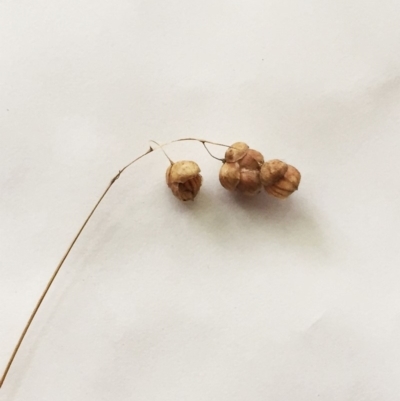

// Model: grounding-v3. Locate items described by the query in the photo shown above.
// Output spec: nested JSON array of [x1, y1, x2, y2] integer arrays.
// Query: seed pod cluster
[[219, 142, 301, 199], [166, 142, 301, 202], [219, 142, 265, 196]]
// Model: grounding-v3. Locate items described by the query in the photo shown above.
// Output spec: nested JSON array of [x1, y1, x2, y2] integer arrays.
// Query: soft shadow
[[4, 186, 328, 397], [187, 188, 328, 258]]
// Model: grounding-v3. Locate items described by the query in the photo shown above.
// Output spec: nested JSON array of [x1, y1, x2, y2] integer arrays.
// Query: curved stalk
[[0, 138, 229, 388]]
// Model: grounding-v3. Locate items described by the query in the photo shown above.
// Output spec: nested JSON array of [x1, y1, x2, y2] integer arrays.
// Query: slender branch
[[202, 142, 225, 162], [0, 137, 229, 388], [149, 140, 174, 165], [172, 138, 230, 149], [0, 148, 152, 389]]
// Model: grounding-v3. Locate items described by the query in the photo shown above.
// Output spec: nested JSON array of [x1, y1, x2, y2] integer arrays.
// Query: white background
[[1, 0, 400, 400]]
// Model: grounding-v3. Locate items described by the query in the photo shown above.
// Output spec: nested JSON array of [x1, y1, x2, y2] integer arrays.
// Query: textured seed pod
[[236, 169, 262, 196], [219, 162, 240, 191], [166, 161, 202, 201], [264, 164, 301, 199], [225, 142, 249, 163], [219, 142, 264, 196], [260, 159, 288, 187]]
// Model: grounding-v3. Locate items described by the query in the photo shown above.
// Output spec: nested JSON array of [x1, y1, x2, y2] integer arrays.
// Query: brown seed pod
[[219, 162, 240, 191], [225, 142, 249, 163], [166, 160, 202, 201], [219, 142, 264, 196], [260, 159, 288, 187], [263, 163, 301, 199]]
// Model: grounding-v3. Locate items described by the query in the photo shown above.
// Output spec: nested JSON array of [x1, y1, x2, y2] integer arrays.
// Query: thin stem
[[0, 137, 229, 388], [0, 148, 152, 389], [202, 142, 225, 162], [172, 138, 230, 149], [149, 140, 174, 165]]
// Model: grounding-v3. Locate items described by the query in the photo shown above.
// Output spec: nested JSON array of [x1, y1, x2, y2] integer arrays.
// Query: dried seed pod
[[166, 161, 202, 201], [260, 159, 288, 187], [219, 162, 240, 191], [236, 169, 262, 196], [264, 164, 301, 199], [225, 142, 249, 163], [219, 142, 264, 196]]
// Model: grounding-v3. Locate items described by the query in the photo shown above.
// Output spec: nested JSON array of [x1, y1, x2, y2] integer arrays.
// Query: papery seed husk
[[265, 186, 290, 199], [236, 169, 262, 196], [239, 149, 265, 170], [219, 162, 240, 191], [284, 165, 301, 190], [166, 161, 202, 201], [225, 142, 249, 163], [167, 160, 201, 185], [265, 165, 301, 199], [260, 160, 288, 187]]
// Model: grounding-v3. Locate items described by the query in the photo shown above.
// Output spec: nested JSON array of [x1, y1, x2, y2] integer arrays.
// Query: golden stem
[[0, 137, 229, 388]]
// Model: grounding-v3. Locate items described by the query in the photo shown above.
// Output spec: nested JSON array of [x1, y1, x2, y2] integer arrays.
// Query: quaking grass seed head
[[166, 160, 202, 201], [0, 137, 305, 389], [219, 142, 264, 196]]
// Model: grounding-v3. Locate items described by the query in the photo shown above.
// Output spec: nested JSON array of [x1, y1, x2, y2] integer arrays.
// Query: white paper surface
[[1, 0, 400, 400]]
